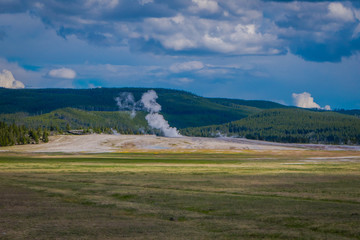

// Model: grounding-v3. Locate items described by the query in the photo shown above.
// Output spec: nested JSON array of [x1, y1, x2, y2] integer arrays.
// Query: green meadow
[[0, 151, 359, 239]]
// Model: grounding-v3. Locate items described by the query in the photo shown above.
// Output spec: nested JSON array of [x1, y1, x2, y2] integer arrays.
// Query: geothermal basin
[[2, 134, 359, 153]]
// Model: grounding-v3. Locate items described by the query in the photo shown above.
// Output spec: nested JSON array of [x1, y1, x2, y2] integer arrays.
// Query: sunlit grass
[[0, 151, 359, 239]]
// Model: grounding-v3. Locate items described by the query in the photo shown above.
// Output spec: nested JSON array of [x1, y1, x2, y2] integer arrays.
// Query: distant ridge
[[0, 87, 285, 128], [208, 98, 287, 110], [181, 108, 360, 145], [1, 87, 359, 144]]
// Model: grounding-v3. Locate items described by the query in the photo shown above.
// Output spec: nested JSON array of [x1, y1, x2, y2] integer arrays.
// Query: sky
[[0, 0, 359, 109]]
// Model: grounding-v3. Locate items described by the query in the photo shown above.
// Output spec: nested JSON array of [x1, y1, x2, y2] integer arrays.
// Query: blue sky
[[0, 0, 359, 109]]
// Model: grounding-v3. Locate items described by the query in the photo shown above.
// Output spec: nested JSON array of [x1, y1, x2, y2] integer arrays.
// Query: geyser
[[115, 90, 181, 137]]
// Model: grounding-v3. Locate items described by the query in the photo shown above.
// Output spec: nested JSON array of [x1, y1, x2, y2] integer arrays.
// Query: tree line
[[0, 121, 49, 146], [2, 107, 360, 146], [181, 109, 360, 145]]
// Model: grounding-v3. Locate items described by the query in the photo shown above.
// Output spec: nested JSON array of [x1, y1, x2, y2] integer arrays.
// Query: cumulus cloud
[[352, 24, 360, 38], [1, 0, 360, 62], [138, 0, 153, 6], [328, 2, 355, 22], [0, 69, 25, 89], [190, 0, 219, 13], [139, 15, 282, 55], [48, 68, 77, 79], [177, 77, 193, 83], [292, 92, 320, 109], [292, 92, 331, 110], [85, 0, 119, 9], [324, 105, 331, 111], [170, 77, 194, 85], [170, 61, 204, 73], [269, 1, 360, 61]]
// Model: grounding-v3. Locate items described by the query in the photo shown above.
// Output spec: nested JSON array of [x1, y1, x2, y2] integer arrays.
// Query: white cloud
[[203, 34, 235, 53], [138, 0, 153, 6], [85, 0, 119, 9], [3, 0, 359, 63], [68, 63, 165, 87], [172, 77, 194, 85], [292, 92, 320, 109], [355, 9, 360, 21], [0, 69, 25, 89], [328, 3, 355, 22], [292, 92, 331, 110], [34, 2, 44, 9], [170, 61, 204, 73], [162, 33, 196, 51], [178, 77, 193, 83], [352, 24, 360, 38], [324, 105, 331, 111], [48, 68, 77, 79], [140, 16, 280, 55], [191, 0, 219, 13]]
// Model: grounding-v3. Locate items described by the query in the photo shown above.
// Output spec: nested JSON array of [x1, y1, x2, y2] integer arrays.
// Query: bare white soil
[[2, 134, 359, 153], [1, 134, 301, 153]]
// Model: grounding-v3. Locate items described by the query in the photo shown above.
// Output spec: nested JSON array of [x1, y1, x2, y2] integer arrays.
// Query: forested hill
[[181, 108, 360, 144], [208, 98, 286, 109], [0, 88, 285, 128], [0, 108, 149, 134], [1, 88, 360, 145], [335, 109, 360, 118]]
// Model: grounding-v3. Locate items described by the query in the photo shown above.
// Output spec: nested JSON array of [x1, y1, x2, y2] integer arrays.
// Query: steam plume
[[115, 90, 181, 137], [141, 90, 181, 138], [140, 90, 162, 113], [115, 92, 137, 118]]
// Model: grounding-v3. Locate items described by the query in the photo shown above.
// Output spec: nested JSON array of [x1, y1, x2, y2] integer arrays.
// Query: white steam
[[111, 128, 120, 135], [115, 90, 181, 137], [292, 92, 331, 110], [140, 90, 162, 113], [141, 90, 181, 138], [0, 69, 25, 89], [115, 92, 137, 118], [145, 113, 181, 138]]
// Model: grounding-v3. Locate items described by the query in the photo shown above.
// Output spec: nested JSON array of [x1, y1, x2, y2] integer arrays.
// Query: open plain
[[1, 135, 360, 239]]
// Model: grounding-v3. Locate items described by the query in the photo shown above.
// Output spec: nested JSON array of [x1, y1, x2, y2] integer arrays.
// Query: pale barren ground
[[2, 134, 359, 153]]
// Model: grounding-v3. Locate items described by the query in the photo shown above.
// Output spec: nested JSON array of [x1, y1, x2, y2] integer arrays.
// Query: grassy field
[[0, 151, 360, 239]]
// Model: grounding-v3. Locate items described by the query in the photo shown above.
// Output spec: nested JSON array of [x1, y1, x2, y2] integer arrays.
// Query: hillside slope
[[335, 109, 360, 118], [0, 108, 149, 134], [208, 98, 287, 109], [2, 88, 359, 145], [0, 88, 285, 128], [181, 108, 360, 144]]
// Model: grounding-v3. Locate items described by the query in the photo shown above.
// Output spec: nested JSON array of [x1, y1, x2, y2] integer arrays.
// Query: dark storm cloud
[[285, 22, 360, 62], [263, 0, 360, 61]]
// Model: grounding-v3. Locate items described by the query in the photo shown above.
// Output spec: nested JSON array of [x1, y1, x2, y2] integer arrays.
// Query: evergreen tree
[[42, 130, 49, 143]]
